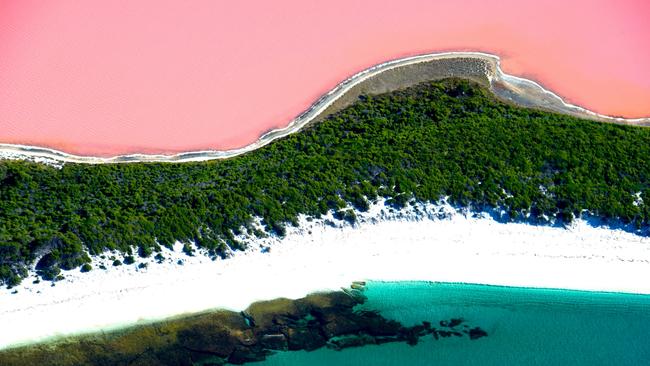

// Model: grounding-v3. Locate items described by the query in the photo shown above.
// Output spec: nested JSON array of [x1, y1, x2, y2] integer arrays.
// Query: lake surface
[[1, 1, 649, 155], [258, 281, 650, 366]]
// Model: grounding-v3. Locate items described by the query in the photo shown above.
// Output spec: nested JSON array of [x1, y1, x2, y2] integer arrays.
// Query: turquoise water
[[256, 282, 650, 365]]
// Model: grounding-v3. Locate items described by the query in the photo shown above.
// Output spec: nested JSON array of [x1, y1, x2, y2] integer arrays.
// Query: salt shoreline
[[1, 51, 649, 165], [1, 200, 649, 351]]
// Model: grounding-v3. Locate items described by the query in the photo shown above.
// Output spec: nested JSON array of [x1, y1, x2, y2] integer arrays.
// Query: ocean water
[[256, 281, 650, 366]]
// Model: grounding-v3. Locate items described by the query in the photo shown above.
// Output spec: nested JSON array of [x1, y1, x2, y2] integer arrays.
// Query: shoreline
[[1, 199, 649, 350], [1, 51, 649, 165]]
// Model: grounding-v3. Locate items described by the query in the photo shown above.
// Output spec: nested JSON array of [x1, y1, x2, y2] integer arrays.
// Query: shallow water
[[257, 282, 650, 365]]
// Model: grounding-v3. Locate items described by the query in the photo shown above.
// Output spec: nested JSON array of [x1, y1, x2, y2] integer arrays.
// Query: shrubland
[[1, 79, 648, 286]]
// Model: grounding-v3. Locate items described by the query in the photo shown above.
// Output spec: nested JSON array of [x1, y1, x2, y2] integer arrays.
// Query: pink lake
[[1, 0, 649, 156]]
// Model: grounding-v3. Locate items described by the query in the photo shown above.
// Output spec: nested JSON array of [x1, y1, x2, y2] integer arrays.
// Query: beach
[[2, 199, 649, 350]]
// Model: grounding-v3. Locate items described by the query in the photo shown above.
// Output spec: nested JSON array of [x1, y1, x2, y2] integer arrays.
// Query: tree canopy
[[1, 79, 648, 287]]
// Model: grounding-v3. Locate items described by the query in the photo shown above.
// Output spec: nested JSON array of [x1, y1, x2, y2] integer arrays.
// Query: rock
[[286, 327, 326, 351], [404, 331, 419, 346], [246, 298, 300, 330], [238, 333, 257, 347], [227, 347, 269, 365], [260, 334, 287, 350], [341, 288, 367, 302], [321, 314, 363, 338], [448, 318, 464, 328], [177, 326, 237, 358], [469, 327, 488, 340], [356, 311, 402, 336], [411, 324, 428, 337], [374, 335, 401, 345], [327, 334, 376, 350]]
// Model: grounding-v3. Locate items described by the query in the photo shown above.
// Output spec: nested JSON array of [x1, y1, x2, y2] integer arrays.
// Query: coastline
[[2, 199, 649, 351], [2, 51, 649, 165]]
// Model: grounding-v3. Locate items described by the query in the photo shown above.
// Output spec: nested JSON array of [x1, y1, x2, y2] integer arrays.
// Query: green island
[[1, 79, 649, 287]]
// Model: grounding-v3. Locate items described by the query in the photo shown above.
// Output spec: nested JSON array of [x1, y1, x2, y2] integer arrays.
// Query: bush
[[1, 78, 649, 286], [182, 243, 194, 256], [37, 266, 61, 281], [334, 209, 357, 224]]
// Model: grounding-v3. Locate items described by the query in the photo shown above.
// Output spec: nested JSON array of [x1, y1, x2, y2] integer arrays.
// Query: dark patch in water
[[0, 289, 486, 365]]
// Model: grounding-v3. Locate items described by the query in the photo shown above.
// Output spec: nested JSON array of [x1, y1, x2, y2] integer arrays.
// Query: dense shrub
[[80, 263, 92, 273], [0, 79, 648, 286]]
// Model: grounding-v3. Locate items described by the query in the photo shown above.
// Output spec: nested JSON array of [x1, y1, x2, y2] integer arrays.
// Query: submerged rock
[[327, 333, 377, 350], [448, 318, 464, 328], [259, 334, 287, 350], [469, 327, 488, 340]]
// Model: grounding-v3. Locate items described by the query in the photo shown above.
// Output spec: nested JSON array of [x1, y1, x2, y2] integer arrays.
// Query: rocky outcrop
[[0, 286, 488, 366]]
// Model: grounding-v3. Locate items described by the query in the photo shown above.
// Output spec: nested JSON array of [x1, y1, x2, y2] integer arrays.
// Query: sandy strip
[[1, 51, 649, 165], [1, 200, 649, 350]]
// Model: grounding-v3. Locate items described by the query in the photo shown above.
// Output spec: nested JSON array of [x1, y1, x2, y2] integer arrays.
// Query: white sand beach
[[1, 200, 649, 350]]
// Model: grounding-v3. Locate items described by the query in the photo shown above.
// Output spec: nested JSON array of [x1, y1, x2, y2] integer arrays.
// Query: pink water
[[1, 1, 649, 156]]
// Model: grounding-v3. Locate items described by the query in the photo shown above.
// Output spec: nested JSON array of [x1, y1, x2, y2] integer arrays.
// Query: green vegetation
[[0, 79, 648, 287], [154, 253, 165, 263]]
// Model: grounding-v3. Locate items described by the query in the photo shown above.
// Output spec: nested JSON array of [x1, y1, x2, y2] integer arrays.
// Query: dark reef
[[0, 287, 487, 365]]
